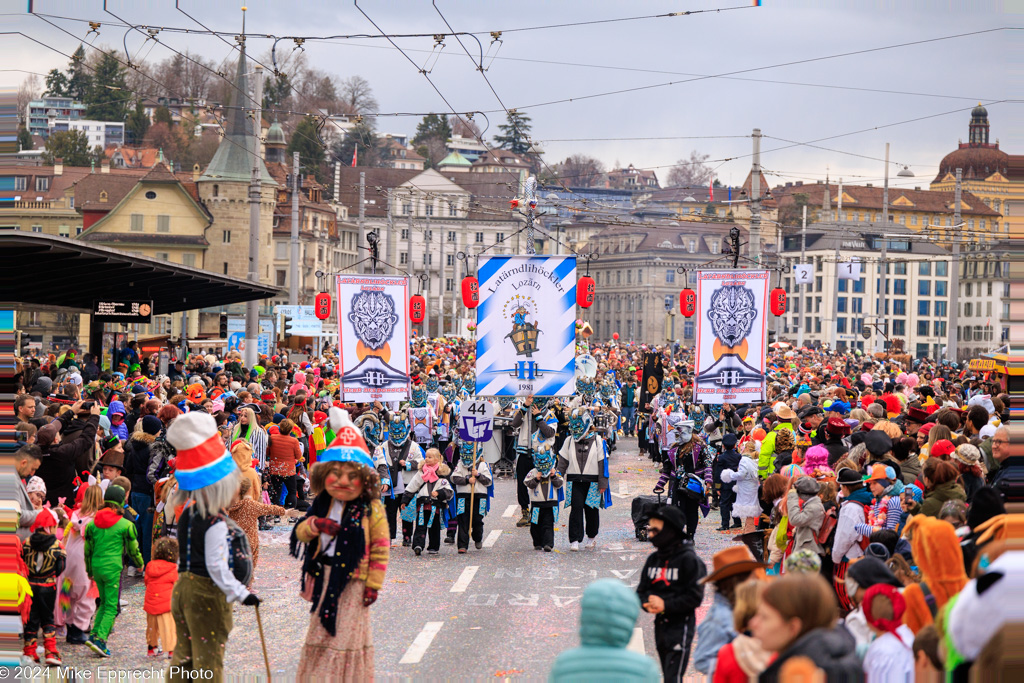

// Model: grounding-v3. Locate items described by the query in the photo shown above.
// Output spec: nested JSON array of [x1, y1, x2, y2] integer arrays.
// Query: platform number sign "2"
[[458, 400, 494, 443]]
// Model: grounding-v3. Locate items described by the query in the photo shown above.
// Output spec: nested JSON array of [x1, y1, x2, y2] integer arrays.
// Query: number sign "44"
[[458, 400, 494, 442]]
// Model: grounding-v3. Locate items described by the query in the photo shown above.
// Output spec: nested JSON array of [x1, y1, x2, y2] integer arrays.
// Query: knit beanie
[[967, 486, 1006, 530], [141, 415, 163, 435]]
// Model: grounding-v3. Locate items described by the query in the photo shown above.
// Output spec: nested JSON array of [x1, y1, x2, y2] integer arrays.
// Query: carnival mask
[[531, 396, 548, 410], [451, 377, 463, 392], [411, 386, 427, 408], [662, 377, 674, 391], [389, 416, 410, 446], [426, 376, 439, 393], [675, 420, 694, 444], [499, 397, 516, 410], [459, 441, 476, 466], [568, 409, 593, 440], [600, 383, 614, 398], [533, 448, 555, 476], [440, 384, 456, 403]]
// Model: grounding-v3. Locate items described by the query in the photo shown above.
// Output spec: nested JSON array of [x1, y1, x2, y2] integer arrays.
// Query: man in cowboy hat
[[636, 505, 707, 682], [693, 545, 764, 679]]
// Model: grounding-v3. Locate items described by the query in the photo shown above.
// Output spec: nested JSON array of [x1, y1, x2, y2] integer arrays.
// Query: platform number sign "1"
[[458, 400, 494, 443], [838, 259, 863, 280]]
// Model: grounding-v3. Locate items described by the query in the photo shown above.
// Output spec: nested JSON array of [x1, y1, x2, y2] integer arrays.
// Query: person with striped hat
[[165, 411, 258, 681]]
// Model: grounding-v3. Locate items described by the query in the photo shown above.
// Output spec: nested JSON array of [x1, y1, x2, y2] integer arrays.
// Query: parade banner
[[336, 274, 410, 401], [694, 269, 769, 404], [474, 255, 577, 397], [638, 351, 664, 409]]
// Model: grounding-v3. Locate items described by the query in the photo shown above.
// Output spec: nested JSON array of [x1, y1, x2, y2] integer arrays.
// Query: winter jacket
[[107, 401, 129, 441], [822, 435, 848, 468], [759, 424, 794, 478], [16, 477, 38, 541], [694, 592, 737, 678], [144, 558, 178, 615], [721, 457, 761, 519], [267, 433, 303, 477], [786, 480, 825, 554], [549, 578, 661, 683], [36, 412, 99, 507], [123, 431, 157, 497], [832, 489, 872, 564], [919, 480, 967, 518], [758, 625, 863, 682], [899, 455, 921, 485], [636, 538, 707, 620], [713, 447, 742, 491], [85, 507, 143, 578], [401, 463, 454, 506], [146, 438, 175, 485]]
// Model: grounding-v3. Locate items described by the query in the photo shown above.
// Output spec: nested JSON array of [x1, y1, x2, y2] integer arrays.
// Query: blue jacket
[[694, 591, 737, 677]]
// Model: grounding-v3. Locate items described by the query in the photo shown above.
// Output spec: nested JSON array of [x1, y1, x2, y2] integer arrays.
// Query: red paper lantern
[[770, 287, 787, 316], [314, 292, 331, 320], [612, 332, 619, 340], [461, 276, 480, 309], [577, 275, 596, 308], [410, 294, 426, 324], [680, 288, 697, 317]]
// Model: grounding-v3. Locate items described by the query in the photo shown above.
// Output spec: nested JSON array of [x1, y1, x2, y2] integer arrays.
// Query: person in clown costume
[[524, 439, 564, 552], [557, 407, 610, 551], [449, 440, 493, 553], [373, 414, 422, 546], [407, 385, 436, 451], [164, 412, 258, 682]]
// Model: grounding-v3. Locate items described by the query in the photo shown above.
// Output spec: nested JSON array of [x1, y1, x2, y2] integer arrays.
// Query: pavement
[[58, 436, 740, 681]]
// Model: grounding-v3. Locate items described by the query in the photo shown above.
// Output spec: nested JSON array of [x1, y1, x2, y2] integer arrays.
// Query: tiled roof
[[78, 232, 210, 246], [587, 221, 743, 255], [772, 183, 999, 217]]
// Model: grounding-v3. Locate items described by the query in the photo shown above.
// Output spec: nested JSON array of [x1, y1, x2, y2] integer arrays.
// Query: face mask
[[650, 524, 682, 549], [845, 577, 860, 602]]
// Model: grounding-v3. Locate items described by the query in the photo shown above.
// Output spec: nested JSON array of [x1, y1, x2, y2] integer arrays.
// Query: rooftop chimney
[[100, 159, 110, 174], [192, 163, 201, 182], [54, 158, 63, 175]]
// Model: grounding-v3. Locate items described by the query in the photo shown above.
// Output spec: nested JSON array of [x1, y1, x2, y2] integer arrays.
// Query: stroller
[[630, 489, 664, 542]]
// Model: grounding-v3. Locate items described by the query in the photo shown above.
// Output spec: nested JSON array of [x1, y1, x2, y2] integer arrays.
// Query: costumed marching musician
[[654, 416, 714, 540], [449, 440, 492, 553], [511, 397, 558, 528], [407, 385, 436, 452], [373, 414, 423, 547], [164, 412, 258, 682], [437, 381, 459, 456], [598, 378, 621, 452], [400, 448, 454, 556], [424, 374, 449, 451], [653, 393, 687, 465], [557, 408, 610, 551], [524, 437, 564, 552]]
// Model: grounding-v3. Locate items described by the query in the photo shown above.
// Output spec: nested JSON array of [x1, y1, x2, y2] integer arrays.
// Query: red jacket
[[144, 559, 178, 615]]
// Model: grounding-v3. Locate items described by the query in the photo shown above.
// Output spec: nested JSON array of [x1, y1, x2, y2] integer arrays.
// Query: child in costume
[[557, 408, 609, 551], [228, 478, 296, 570], [449, 440, 492, 553], [54, 483, 102, 645], [22, 508, 66, 666], [165, 411, 259, 681], [374, 413, 422, 546], [401, 448, 453, 555], [524, 441, 564, 552], [144, 536, 178, 659], [290, 410, 389, 680], [83, 484, 143, 657]]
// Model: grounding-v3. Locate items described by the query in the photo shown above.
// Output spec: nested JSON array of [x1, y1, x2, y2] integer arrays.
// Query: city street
[[60, 437, 734, 680]]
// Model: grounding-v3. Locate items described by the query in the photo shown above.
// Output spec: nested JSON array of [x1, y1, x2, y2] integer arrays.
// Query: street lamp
[[897, 166, 915, 178], [664, 295, 675, 342]]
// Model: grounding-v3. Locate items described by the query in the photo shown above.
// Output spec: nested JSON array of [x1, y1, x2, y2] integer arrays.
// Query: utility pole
[[947, 168, 962, 364], [749, 128, 762, 260], [878, 142, 889, 354], [245, 64, 263, 369], [830, 178, 842, 351], [385, 194, 395, 274], [797, 204, 807, 349], [290, 151, 300, 306], [439, 220, 446, 337], [407, 206, 416, 332], [358, 172, 366, 272], [525, 176, 537, 254]]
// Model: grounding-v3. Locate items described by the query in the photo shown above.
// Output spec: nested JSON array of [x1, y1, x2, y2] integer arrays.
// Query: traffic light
[[283, 314, 294, 337], [219, 314, 228, 337], [767, 329, 777, 344]]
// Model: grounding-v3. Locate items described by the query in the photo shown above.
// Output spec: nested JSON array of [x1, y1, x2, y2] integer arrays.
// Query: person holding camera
[[34, 400, 101, 507]]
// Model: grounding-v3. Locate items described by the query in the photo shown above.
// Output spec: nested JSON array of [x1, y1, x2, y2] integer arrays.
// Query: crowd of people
[[12, 337, 1020, 681]]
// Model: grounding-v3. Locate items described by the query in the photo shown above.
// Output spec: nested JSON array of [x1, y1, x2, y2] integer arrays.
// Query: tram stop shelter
[[0, 232, 279, 359]]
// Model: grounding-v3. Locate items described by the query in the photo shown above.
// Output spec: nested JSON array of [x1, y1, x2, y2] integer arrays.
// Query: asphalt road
[[58, 437, 738, 681]]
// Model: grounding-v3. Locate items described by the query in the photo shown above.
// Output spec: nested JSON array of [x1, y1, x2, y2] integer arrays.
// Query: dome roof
[[935, 145, 1008, 182], [265, 120, 286, 146], [971, 103, 988, 118]]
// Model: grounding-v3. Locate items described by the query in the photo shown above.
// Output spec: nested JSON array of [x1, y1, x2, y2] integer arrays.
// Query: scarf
[[289, 492, 367, 636], [421, 463, 440, 483], [843, 486, 874, 507]]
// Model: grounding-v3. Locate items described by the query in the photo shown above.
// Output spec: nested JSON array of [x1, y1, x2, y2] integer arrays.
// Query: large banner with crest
[[474, 256, 577, 397], [693, 269, 769, 404], [336, 274, 411, 402]]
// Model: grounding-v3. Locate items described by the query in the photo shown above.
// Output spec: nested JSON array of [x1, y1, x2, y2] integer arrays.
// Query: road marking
[[627, 627, 645, 655], [482, 529, 502, 547], [450, 566, 479, 593], [611, 481, 630, 499], [400, 622, 444, 664], [503, 504, 519, 518]]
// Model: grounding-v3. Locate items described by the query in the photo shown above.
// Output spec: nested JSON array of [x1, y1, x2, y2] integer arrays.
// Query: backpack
[[679, 473, 707, 502], [814, 505, 838, 546], [842, 499, 872, 551]]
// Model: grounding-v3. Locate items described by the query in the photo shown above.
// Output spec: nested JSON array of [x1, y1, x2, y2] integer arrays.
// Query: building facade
[[26, 97, 85, 138], [49, 119, 124, 150]]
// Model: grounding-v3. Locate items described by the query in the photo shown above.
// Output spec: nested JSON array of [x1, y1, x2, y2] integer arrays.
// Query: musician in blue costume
[[510, 396, 557, 528], [524, 439, 564, 552], [557, 408, 610, 552], [373, 414, 422, 546], [449, 440, 492, 553]]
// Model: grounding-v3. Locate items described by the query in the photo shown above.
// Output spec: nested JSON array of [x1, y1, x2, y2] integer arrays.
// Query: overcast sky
[[6, 0, 1019, 189]]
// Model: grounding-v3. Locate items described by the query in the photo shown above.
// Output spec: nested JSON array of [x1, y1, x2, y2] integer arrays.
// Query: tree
[[85, 51, 130, 122], [288, 116, 328, 180], [18, 74, 40, 118], [153, 105, 174, 127], [125, 100, 150, 144], [494, 110, 532, 154], [331, 120, 381, 170], [555, 154, 606, 188], [41, 130, 93, 166], [778, 192, 811, 228], [412, 113, 452, 169], [44, 68, 69, 97], [18, 128, 33, 152], [66, 46, 90, 102], [666, 150, 712, 187], [338, 76, 378, 115], [263, 69, 293, 114]]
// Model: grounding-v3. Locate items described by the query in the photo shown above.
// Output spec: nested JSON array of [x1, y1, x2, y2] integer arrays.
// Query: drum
[[481, 428, 503, 464]]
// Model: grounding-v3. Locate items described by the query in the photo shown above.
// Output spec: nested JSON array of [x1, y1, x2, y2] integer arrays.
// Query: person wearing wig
[[229, 407, 268, 471], [290, 412, 389, 680]]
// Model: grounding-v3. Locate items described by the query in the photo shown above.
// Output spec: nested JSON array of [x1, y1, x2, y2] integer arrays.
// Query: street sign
[[458, 399, 494, 442], [837, 259, 863, 280], [274, 305, 316, 320], [93, 300, 153, 323], [287, 319, 324, 336]]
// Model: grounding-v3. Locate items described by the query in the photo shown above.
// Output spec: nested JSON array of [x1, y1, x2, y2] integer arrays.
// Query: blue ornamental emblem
[[389, 415, 410, 445]]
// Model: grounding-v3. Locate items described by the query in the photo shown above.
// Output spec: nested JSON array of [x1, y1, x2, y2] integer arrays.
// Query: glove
[[363, 586, 378, 606], [242, 593, 261, 607], [310, 517, 341, 536]]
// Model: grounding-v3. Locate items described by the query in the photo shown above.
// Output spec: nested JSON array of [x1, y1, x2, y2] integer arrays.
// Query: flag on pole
[[351, 145, 358, 167], [709, 173, 714, 202]]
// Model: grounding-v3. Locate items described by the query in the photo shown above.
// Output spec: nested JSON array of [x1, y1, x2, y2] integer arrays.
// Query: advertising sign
[[336, 274, 410, 401]]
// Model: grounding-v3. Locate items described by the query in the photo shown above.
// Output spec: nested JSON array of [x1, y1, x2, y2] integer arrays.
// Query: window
[[212, 184, 219, 197], [852, 298, 863, 314], [918, 280, 931, 296], [448, 204, 458, 217], [964, 302, 972, 317], [182, 253, 196, 267], [898, 215, 906, 225], [145, 190, 157, 200], [665, 270, 675, 284], [424, 203, 433, 216], [223, 262, 229, 274], [894, 262, 907, 275], [910, 215, 918, 226], [919, 262, 931, 275], [986, 302, 993, 317], [683, 321, 694, 338], [58, 225, 70, 237], [837, 297, 847, 313], [815, 276, 822, 292], [894, 279, 906, 295], [935, 281, 947, 297], [445, 278, 454, 292], [76, 226, 83, 235], [14, 177, 26, 191], [495, 232, 505, 243], [893, 319, 906, 336], [935, 301, 947, 317], [893, 299, 906, 316], [838, 279, 848, 292], [965, 283, 972, 296], [35, 177, 49, 192], [918, 321, 929, 336], [154, 252, 169, 261], [637, 269, 642, 284], [687, 238, 696, 253], [475, 232, 484, 243], [422, 253, 432, 266], [616, 272, 621, 285], [222, 230, 231, 244], [402, 203, 411, 215], [446, 254, 454, 266], [275, 242, 287, 259], [637, 297, 643, 312], [936, 261, 947, 276], [837, 318, 847, 333], [853, 278, 865, 293], [987, 282, 993, 296], [157, 215, 170, 232], [935, 321, 946, 337], [919, 301, 930, 316], [816, 257, 823, 272], [275, 269, 287, 286], [31, 225, 42, 233], [399, 252, 408, 265], [447, 230, 456, 242], [688, 272, 697, 285], [130, 213, 143, 231]]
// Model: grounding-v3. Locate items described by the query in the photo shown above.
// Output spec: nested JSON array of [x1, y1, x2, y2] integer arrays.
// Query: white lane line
[[503, 504, 519, 518], [482, 529, 502, 547], [400, 622, 444, 664], [450, 566, 479, 593], [611, 481, 630, 498], [627, 627, 645, 655]]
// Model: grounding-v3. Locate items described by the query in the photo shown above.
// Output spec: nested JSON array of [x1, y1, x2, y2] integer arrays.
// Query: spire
[[822, 173, 831, 214]]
